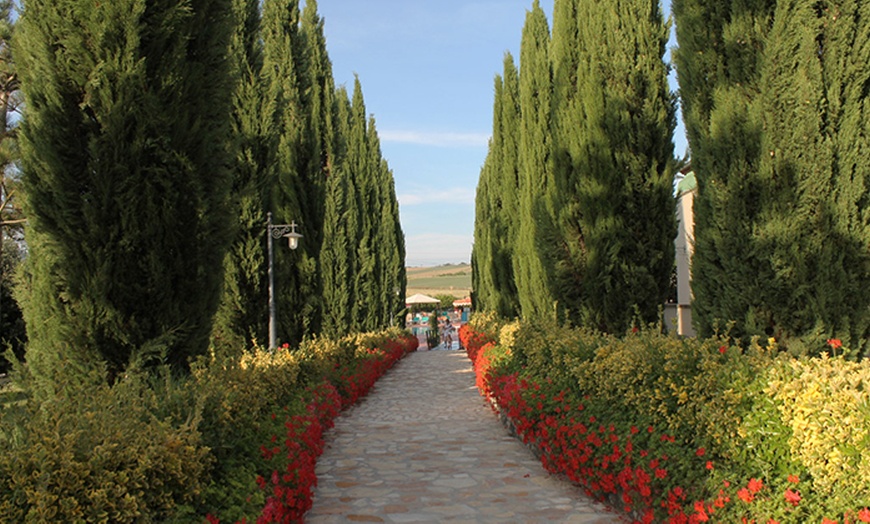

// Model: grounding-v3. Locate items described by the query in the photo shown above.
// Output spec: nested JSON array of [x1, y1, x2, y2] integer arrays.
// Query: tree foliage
[[473, 53, 521, 319], [321, 78, 404, 337], [674, 0, 870, 355], [15, 0, 236, 388], [474, 0, 676, 334]]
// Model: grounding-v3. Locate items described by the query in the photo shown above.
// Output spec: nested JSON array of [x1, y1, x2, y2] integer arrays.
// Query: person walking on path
[[306, 350, 624, 523]]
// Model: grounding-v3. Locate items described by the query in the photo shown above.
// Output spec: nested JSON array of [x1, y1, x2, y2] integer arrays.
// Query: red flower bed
[[206, 333, 417, 524], [463, 325, 870, 524]]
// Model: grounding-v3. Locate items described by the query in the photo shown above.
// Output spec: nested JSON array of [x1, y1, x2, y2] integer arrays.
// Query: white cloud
[[398, 186, 475, 206], [380, 130, 490, 148], [405, 233, 473, 267]]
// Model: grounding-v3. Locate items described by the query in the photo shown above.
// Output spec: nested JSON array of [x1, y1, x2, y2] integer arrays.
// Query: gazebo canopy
[[452, 297, 472, 308], [405, 293, 440, 306]]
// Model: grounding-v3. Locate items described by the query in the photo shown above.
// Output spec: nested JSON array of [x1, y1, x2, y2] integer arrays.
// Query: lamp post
[[267, 212, 302, 349], [391, 286, 400, 326]]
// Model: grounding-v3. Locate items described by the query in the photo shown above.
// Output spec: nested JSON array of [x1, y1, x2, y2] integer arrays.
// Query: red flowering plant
[[462, 318, 870, 523], [200, 330, 417, 524]]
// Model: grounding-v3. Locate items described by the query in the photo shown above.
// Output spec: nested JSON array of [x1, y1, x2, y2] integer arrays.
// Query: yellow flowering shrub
[[767, 354, 870, 501], [0, 369, 209, 523], [468, 310, 506, 342], [512, 319, 603, 390]]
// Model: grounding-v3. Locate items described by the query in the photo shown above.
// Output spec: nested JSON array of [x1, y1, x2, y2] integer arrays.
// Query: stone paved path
[[306, 350, 625, 523]]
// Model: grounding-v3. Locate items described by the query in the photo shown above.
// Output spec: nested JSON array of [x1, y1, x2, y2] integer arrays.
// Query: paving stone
[[306, 350, 626, 523]]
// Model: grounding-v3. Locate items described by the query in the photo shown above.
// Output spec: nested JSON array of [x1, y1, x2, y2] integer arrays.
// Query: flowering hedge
[[203, 331, 417, 524], [459, 320, 870, 523], [0, 329, 417, 523]]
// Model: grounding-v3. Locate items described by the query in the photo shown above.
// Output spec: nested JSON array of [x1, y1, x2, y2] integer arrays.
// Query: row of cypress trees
[[674, 0, 870, 356], [473, 0, 677, 334], [475, 0, 869, 356], [14, 0, 404, 391]]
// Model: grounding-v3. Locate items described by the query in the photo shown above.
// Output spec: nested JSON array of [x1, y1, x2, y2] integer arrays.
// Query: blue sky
[[315, 0, 686, 267]]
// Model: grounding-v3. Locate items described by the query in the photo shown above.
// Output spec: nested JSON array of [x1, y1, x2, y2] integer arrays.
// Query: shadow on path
[[306, 350, 625, 523]]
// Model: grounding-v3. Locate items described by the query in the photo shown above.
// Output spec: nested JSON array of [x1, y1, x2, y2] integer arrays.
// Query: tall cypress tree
[[568, 0, 676, 332], [514, 0, 558, 320], [212, 0, 270, 354], [320, 86, 356, 337], [326, 78, 405, 335], [473, 52, 521, 318], [261, 0, 315, 346], [496, 53, 523, 318], [292, 0, 334, 337], [672, 0, 870, 353], [346, 78, 371, 333], [727, 0, 868, 353], [548, 0, 587, 321], [673, 0, 776, 343], [472, 86, 499, 315], [372, 141, 405, 329], [16, 0, 235, 386]]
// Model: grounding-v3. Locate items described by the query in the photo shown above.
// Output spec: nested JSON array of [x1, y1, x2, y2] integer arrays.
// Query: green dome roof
[[677, 171, 696, 194]]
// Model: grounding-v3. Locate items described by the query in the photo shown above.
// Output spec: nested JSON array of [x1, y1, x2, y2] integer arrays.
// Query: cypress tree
[[548, 0, 587, 321], [16, 0, 235, 386], [496, 54, 522, 318], [346, 78, 370, 333], [673, 0, 776, 344], [744, 0, 868, 353], [261, 0, 315, 345], [212, 0, 270, 354], [473, 52, 521, 318], [292, 0, 335, 336], [321, 87, 356, 336], [472, 96, 499, 315], [358, 115, 384, 330], [373, 142, 405, 329], [514, 0, 558, 320], [567, 0, 676, 332], [672, 0, 870, 354], [672, 0, 775, 342], [328, 78, 405, 334]]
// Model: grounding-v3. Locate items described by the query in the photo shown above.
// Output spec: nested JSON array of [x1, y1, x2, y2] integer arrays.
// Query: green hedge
[[462, 318, 870, 523], [0, 328, 416, 523]]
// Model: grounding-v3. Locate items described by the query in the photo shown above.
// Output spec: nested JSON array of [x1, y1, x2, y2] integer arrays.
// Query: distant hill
[[406, 263, 471, 298]]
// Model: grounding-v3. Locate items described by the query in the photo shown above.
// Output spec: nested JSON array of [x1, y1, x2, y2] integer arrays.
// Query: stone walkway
[[306, 350, 625, 523]]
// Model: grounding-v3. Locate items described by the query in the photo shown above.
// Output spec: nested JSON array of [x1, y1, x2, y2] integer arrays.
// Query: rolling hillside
[[406, 263, 471, 298]]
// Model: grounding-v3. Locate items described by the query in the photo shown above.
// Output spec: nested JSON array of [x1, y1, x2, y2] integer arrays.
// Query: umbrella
[[405, 293, 440, 306]]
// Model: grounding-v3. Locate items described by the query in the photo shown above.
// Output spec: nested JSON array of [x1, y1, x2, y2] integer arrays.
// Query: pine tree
[[16, 0, 235, 386], [567, 0, 676, 332], [514, 0, 558, 320], [0, 0, 22, 360], [212, 0, 270, 354]]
